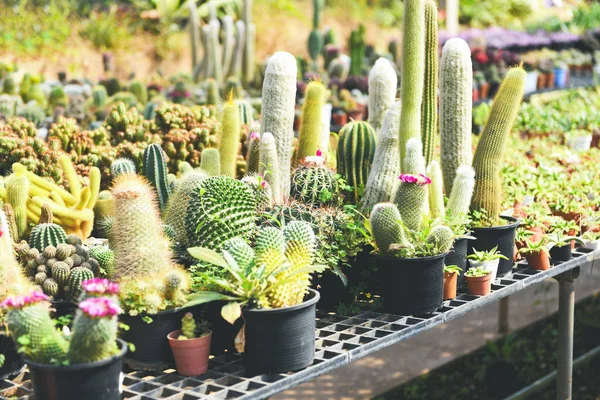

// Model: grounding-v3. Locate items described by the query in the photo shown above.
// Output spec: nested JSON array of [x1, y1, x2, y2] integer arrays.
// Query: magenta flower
[[0, 224, 5, 238], [399, 173, 432, 186], [250, 131, 260, 141], [1, 291, 49, 310], [316, 149, 323, 157], [82, 278, 120, 295], [79, 297, 122, 318]]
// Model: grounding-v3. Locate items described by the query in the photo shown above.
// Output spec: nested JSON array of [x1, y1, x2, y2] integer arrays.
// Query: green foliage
[[465, 266, 491, 277], [81, 9, 132, 50], [459, 0, 532, 29], [467, 246, 509, 262]]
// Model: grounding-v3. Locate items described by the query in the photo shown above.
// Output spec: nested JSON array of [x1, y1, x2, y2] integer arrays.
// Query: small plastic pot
[[242, 289, 319, 375], [468, 259, 499, 283], [466, 274, 492, 296], [444, 237, 469, 288], [469, 216, 519, 277], [524, 251, 551, 271], [168, 330, 212, 376], [27, 339, 127, 400], [443, 272, 458, 300], [550, 244, 572, 262]]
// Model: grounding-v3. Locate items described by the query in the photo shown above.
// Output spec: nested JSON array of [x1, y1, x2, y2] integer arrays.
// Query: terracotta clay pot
[[537, 73, 547, 89], [528, 227, 544, 242], [547, 72, 555, 89], [168, 330, 212, 376], [332, 111, 347, 127], [466, 274, 492, 296], [524, 251, 551, 271], [480, 82, 490, 99], [443, 272, 458, 300]]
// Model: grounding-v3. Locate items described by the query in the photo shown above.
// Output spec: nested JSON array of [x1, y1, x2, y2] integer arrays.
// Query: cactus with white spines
[[367, 58, 397, 133], [259, 132, 281, 204], [427, 161, 445, 221], [446, 165, 475, 220]]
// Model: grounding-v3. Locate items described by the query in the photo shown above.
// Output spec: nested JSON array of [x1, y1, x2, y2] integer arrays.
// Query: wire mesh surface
[[2, 248, 598, 400]]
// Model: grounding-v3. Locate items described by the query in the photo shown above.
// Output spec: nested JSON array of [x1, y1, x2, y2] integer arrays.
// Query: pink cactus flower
[[250, 131, 260, 141], [1, 291, 48, 309], [0, 225, 5, 238], [316, 149, 323, 157], [399, 173, 432, 186], [82, 278, 120, 295], [79, 297, 122, 318]]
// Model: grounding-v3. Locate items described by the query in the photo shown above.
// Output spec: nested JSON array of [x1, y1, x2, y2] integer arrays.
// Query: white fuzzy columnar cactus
[[260, 52, 298, 201], [427, 161, 445, 221], [259, 132, 281, 204], [368, 58, 397, 133], [440, 38, 473, 195], [360, 102, 401, 213], [447, 165, 476, 219]]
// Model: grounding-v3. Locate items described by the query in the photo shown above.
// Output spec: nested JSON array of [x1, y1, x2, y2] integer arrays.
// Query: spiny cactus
[[65, 266, 94, 302], [367, 58, 397, 133], [246, 127, 260, 173], [290, 158, 338, 206], [1, 210, 32, 299], [242, 174, 272, 211], [421, 0, 438, 166], [161, 267, 190, 306], [369, 203, 409, 255], [242, 0, 256, 84], [427, 161, 445, 221], [5, 174, 29, 240], [89, 246, 116, 279], [112, 174, 174, 279], [446, 165, 475, 220], [200, 148, 221, 176], [110, 158, 136, 178], [49, 86, 68, 109], [296, 81, 326, 162], [260, 52, 297, 200], [219, 98, 241, 177], [425, 225, 454, 253], [181, 312, 197, 339], [29, 222, 67, 251], [440, 38, 473, 194], [259, 132, 281, 204], [223, 237, 255, 270], [399, 0, 425, 161], [143, 144, 172, 212], [237, 100, 254, 125], [471, 67, 526, 218], [337, 121, 376, 202], [349, 25, 365, 76], [2, 203, 19, 244]]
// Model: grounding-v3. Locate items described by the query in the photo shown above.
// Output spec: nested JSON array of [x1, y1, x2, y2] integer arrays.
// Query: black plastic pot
[[197, 301, 242, 355], [27, 339, 127, 400], [313, 271, 353, 311], [550, 244, 572, 262], [120, 308, 188, 370], [242, 289, 320, 375], [0, 334, 24, 380], [445, 237, 469, 288], [378, 253, 446, 315], [469, 216, 519, 277]]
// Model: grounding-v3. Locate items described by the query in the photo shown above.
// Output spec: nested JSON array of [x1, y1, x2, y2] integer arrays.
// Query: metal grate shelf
[[2, 248, 599, 400]]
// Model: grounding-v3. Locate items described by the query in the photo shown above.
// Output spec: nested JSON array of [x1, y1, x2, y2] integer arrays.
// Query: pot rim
[[25, 339, 127, 372], [242, 288, 320, 315], [122, 306, 187, 319], [167, 330, 212, 342], [470, 215, 520, 232], [374, 252, 449, 262], [465, 274, 492, 282]]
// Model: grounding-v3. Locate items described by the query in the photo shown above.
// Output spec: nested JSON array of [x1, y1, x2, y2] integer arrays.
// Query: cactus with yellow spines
[[421, 0, 438, 166], [200, 148, 221, 176], [5, 173, 29, 240], [470, 67, 526, 220], [296, 81, 326, 162], [219, 94, 241, 177]]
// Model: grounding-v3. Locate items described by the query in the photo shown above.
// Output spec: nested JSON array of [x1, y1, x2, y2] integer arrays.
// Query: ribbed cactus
[[42, 278, 59, 297], [471, 67, 526, 218], [6, 174, 29, 240], [223, 237, 256, 270], [399, 0, 425, 161], [349, 25, 365, 76], [65, 266, 94, 301], [337, 121, 376, 202], [425, 225, 454, 253], [143, 144, 172, 212], [237, 100, 254, 125], [219, 98, 241, 177], [231, 20, 246, 79], [367, 58, 397, 133], [393, 138, 428, 232], [260, 52, 297, 200], [427, 161, 445, 221], [259, 132, 281, 204], [49, 86, 68, 109], [246, 126, 260, 173], [181, 312, 197, 339], [110, 158, 136, 178], [290, 159, 338, 206], [29, 222, 67, 251], [89, 246, 116, 279], [183, 176, 256, 252], [92, 85, 108, 108], [111, 174, 174, 278], [421, 0, 438, 166], [200, 148, 221, 176], [296, 81, 326, 162], [446, 165, 475, 220], [128, 80, 148, 105], [440, 38, 473, 194], [51, 261, 70, 294], [369, 203, 408, 255]]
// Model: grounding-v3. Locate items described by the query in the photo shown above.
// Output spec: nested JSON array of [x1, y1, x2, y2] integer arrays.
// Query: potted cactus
[[1, 284, 126, 400], [186, 221, 325, 374], [465, 267, 492, 296], [518, 238, 551, 271], [168, 313, 212, 376]]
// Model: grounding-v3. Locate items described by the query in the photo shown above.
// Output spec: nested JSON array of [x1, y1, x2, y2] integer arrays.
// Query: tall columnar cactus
[[307, 0, 324, 71], [399, 0, 425, 162], [110, 158, 136, 178], [421, 0, 438, 166], [200, 148, 221, 176], [369, 203, 409, 255], [231, 20, 246, 79], [219, 98, 241, 177], [296, 81, 326, 162], [112, 174, 174, 279], [427, 161, 445, 221], [360, 101, 401, 214], [349, 25, 365, 77], [143, 144, 172, 212], [259, 132, 281, 204], [221, 16, 236, 78], [367, 58, 397, 133], [68, 297, 120, 363], [446, 165, 475, 220], [209, 18, 223, 83], [261, 52, 297, 200], [2, 204, 18, 244], [337, 121, 376, 202], [393, 138, 428, 232], [6, 174, 29, 240], [246, 127, 260, 173], [189, 2, 200, 75], [242, 0, 256, 84], [205, 78, 220, 107], [237, 100, 254, 125], [440, 38, 473, 194], [471, 67, 526, 218]]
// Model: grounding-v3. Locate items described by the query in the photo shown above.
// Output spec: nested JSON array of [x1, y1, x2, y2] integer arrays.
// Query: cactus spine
[[260, 52, 297, 200], [259, 132, 281, 204], [399, 0, 425, 162], [143, 144, 172, 212], [440, 38, 473, 194], [427, 161, 445, 221], [360, 102, 402, 213], [337, 121, 376, 202], [6, 174, 29, 240], [421, 0, 438, 166], [446, 165, 475, 220], [471, 67, 526, 218], [369, 203, 409, 255], [219, 98, 241, 177], [367, 58, 397, 133], [200, 148, 221, 176], [296, 81, 326, 162]]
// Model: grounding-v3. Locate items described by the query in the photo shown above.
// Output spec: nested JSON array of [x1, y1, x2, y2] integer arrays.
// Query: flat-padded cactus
[[368, 58, 397, 133], [337, 121, 376, 202]]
